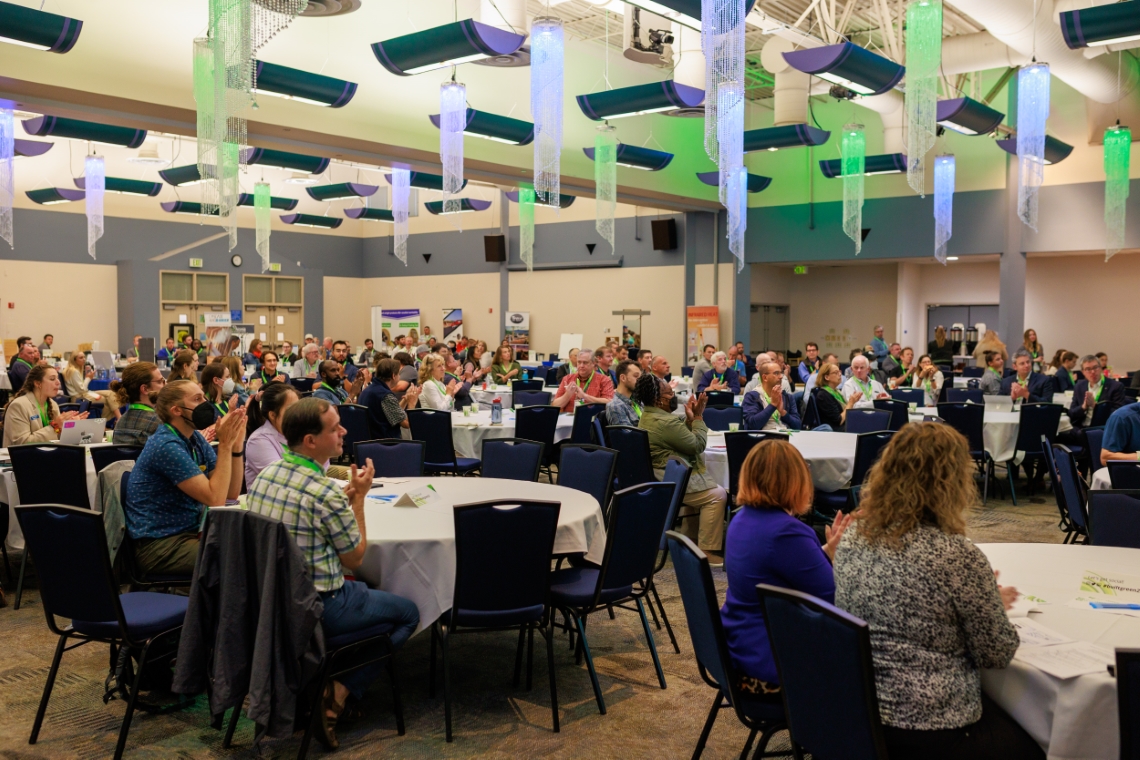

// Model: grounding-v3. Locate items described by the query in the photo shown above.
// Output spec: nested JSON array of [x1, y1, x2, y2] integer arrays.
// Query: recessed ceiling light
[[284, 172, 320, 185], [127, 143, 169, 166], [946, 256, 959, 261]]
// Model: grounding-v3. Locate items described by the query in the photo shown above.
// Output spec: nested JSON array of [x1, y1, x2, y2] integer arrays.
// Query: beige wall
[[0, 260, 118, 355], [693, 263, 737, 348], [323, 276, 367, 346], [508, 266, 686, 370]]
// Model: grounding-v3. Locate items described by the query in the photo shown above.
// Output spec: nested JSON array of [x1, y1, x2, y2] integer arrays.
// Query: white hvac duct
[[857, 90, 906, 154], [759, 37, 816, 126], [945, 0, 1138, 104], [941, 32, 1030, 76], [480, 0, 527, 34], [671, 24, 705, 91]]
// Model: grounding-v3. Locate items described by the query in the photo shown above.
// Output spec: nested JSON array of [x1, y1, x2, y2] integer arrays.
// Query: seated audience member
[[9, 342, 38, 391], [313, 360, 366, 405], [880, 343, 902, 376], [638, 375, 727, 566], [887, 346, 916, 389], [927, 325, 956, 366], [1043, 349, 1065, 377], [871, 325, 890, 364], [554, 348, 579, 385], [244, 381, 301, 489], [1101, 399, 1140, 465], [111, 362, 165, 446], [842, 348, 865, 380], [742, 352, 771, 394], [2, 365, 88, 447], [726, 346, 746, 376], [331, 340, 359, 382], [607, 360, 642, 427], [253, 350, 288, 386], [842, 355, 888, 408], [637, 349, 654, 375], [221, 356, 251, 409], [438, 346, 473, 409], [692, 344, 716, 381], [392, 351, 417, 398], [594, 345, 618, 385], [1050, 351, 1079, 393], [417, 353, 457, 411], [38, 333, 53, 353], [491, 345, 521, 385], [734, 341, 756, 379], [181, 333, 195, 350], [8, 336, 29, 370], [245, 398, 419, 746], [650, 354, 675, 386], [292, 343, 323, 379], [813, 362, 860, 431], [972, 329, 1008, 366], [322, 336, 335, 359], [978, 351, 1006, 395], [356, 338, 378, 368], [168, 348, 199, 382], [552, 351, 614, 412], [742, 361, 801, 432], [473, 340, 493, 371], [279, 341, 297, 366], [773, 353, 794, 394], [243, 338, 264, 366], [157, 337, 178, 363], [1097, 351, 1116, 377], [127, 334, 143, 363], [721, 441, 853, 698], [1067, 354, 1126, 430], [802, 352, 836, 398], [834, 423, 1040, 760], [797, 342, 821, 383], [912, 354, 944, 406], [190, 338, 206, 359], [615, 345, 630, 363], [697, 351, 741, 394], [201, 362, 237, 422], [1022, 329, 1045, 373], [63, 351, 121, 418], [126, 380, 245, 576], [1000, 349, 1051, 404], [359, 358, 421, 438]]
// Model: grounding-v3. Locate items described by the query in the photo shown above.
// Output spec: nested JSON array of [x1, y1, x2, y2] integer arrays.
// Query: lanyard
[[260, 370, 274, 384], [282, 449, 324, 476], [714, 372, 725, 384], [133, 347, 139, 357], [36, 399, 50, 428], [823, 386, 846, 405], [128, 403, 152, 413], [213, 400, 228, 416], [1091, 380, 1104, 403], [16, 358, 33, 371], [431, 379, 447, 395], [854, 378, 873, 398], [576, 374, 592, 391], [759, 386, 780, 422], [318, 382, 342, 398], [164, 423, 201, 466], [632, 399, 643, 419], [988, 367, 1002, 378], [303, 359, 317, 374]]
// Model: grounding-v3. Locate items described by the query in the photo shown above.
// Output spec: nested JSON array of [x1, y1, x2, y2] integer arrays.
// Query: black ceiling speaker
[[651, 218, 677, 251], [423, 253, 432, 264], [484, 234, 506, 262], [586, 243, 596, 254]]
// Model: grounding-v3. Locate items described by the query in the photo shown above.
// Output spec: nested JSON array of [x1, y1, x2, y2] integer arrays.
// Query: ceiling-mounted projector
[[624, 7, 674, 66]]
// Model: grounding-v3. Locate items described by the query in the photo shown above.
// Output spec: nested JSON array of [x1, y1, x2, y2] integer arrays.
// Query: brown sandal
[[317, 684, 342, 750]]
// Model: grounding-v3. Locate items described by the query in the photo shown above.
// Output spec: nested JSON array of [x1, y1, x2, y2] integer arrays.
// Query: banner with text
[[686, 306, 719, 365], [371, 308, 421, 348], [442, 308, 464, 343], [505, 311, 530, 360], [202, 312, 236, 358]]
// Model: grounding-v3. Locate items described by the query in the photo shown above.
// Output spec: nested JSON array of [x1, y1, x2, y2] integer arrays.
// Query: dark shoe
[[705, 551, 725, 568], [317, 684, 342, 750]]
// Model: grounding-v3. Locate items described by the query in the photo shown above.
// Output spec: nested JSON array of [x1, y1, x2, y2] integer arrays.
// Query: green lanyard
[[988, 367, 1002, 379], [575, 374, 592, 405], [282, 448, 324, 476], [759, 386, 780, 422], [128, 403, 152, 413], [714, 372, 725, 384], [260, 370, 275, 384], [854, 378, 873, 398], [133, 347, 140, 357], [1091, 380, 1104, 403], [164, 423, 201, 466], [213, 400, 228, 417], [431, 379, 448, 395], [318, 382, 342, 398], [303, 359, 318, 375], [632, 400, 643, 419], [16, 358, 34, 371], [1017, 376, 1028, 387], [823, 386, 846, 405], [37, 399, 50, 428]]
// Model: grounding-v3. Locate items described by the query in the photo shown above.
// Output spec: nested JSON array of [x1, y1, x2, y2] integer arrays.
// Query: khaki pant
[[134, 530, 199, 576], [678, 486, 727, 553]]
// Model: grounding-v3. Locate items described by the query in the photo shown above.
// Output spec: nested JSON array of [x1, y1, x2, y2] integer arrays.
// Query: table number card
[[394, 485, 441, 508]]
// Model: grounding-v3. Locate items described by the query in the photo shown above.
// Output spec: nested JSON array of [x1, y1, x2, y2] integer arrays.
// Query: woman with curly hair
[[834, 423, 1041, 760]]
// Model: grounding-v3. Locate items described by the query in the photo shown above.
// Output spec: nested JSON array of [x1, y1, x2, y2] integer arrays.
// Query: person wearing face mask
[[313, 360, 366, 405], [111, 362, 166, 446], [2, 365, 90, 447], [244, 381, 302, 489], [201, 362, 237, 421], [125, 379, 246, 576]]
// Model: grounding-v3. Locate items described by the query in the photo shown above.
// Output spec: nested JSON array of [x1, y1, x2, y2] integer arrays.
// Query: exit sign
[[268, 262, 282, 272], [794, 265, 808, 274], [189, 258, 204, 269]]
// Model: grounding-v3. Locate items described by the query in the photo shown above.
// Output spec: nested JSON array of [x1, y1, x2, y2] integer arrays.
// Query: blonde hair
[[856, 423, 975, 547], [816, 362, 841, 388], [155, 379, 198, 423], [221, 356, 245, 387], [736, 440, 814, 514], [418, 353, 445, 385]]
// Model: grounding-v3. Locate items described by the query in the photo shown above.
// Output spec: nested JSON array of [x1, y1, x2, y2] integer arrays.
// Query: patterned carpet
[[0, 482, 1067, 759]]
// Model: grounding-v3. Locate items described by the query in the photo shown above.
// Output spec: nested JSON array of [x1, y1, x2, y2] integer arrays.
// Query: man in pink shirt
[[552, 351, 614, 413]]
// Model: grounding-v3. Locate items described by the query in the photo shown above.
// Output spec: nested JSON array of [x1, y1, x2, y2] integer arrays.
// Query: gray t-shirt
[[396, 365, 418, 399]]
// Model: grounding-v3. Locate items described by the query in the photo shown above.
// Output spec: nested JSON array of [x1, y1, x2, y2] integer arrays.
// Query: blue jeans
[[813, 424, 834, 432], [320, 580, 420, 698]]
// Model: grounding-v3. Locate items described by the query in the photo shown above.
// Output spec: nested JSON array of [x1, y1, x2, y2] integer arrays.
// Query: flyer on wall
[[505, 311, 530, 360], [686, 306, 719, 365], [442, 308, 464, 343], [202, 312, 236, 358]]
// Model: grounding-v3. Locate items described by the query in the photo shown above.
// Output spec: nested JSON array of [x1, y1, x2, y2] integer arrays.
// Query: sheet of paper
[[1011, 618, 1072, 647], [1007, 596, 1044, 618], [372, 478, 408, 486], [394, 484, 441, 508], [1079, 569, 1140, 601], [1015, 641, 1115, 680]]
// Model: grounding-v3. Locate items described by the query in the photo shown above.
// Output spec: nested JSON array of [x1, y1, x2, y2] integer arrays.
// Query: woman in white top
[[417, 353, 456, 411], [912, 354, 945, 406]]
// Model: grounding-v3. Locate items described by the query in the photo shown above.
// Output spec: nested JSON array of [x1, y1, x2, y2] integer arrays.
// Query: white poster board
[[557, 333, 584, 362]]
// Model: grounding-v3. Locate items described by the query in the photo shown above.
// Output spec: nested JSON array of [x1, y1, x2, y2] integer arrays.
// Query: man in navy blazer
[[1000, 350, 1052, 404], [742, 361, 801, 431], [1067, 354, 1127, 428], [696, 351, 741, 394]]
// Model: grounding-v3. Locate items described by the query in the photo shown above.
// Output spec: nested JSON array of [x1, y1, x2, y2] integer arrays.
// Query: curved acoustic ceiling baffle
[[504, 190, 576, 208], [280, 213, 342, 229], [371, 19, 526, 76], [819, 153, 907, 178], [254, 60, 358, 107], [695, 172, 772, 193], [74, 176, 162, 197], [936, 97, 1005, 136], [242, 148, 330, 174], [26, 188, 84, 205], [344, 207, 395, 222], [576, 81, 705, 121], [0, 0, 83, 53], [161, 200, 220, 215], [305, 182, 378, 202], [1060, 2, 1140, 50], [582, 144, 674, 171], [424, 198, 492, 214], [782, 42, 905, 96], [384, 171, 468, 192], [743, 124, 831, 153], [159, 164, 206, 186], [995, 135, 1075, 165], [428, 109, 535, 145], [238, 194, 298, 210], [22, 116, 146, 148], [13, 139, 53, 158]]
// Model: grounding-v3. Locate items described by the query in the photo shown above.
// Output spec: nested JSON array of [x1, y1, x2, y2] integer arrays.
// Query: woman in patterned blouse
[[834, 423, 1043, 760]]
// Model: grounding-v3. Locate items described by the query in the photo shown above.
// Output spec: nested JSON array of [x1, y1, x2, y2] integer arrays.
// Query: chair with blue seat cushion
[[845, 409, 891, 434], [481, 438, 544, 482], [336, 404, 371, 463], [1092, 402, 1115, 428], [407, 408, 481, 476], [758, 583, 889, 760], [802, 389, 821, 430], [947, 387, 984, 404], [429, 498, 562, 742], [1109, 461, 1140, 490], [569, 403, 607, 445], [889, 387, 924, 406], [814, 431, 895, 520], [511, 379, 543, 393], [1085, 427, 1105, 476], [962, 366, 984, 378], [667, 532, 788, 760], [514, 404, 561, 477], [939, 402, 999, 504], [1040, 437, 1072, 539], [1087, 490, 1140, 549], [88, 402, 104, 419], [15, 504, 188, 760], [1009, 403, 1065, 504], [705, 390, 736, 408], [704, 406, 743, 432], [1118, 648, 1140, 760], [90, 445, 143, 474], [725, 431, 787, 507], [557, 444, 617, 521], [354, 438, 425, 477], [605, 425, 657, 493], [549, 482, 675, 714], [515, 390, 552, 407], [682, 366, 694, 378], [648, 458, 692, 655], [532, 365, 549, 381], [289, 377, 315, 393], [57, 402, 82, 414], [592, 415, 606, 446], [1053, 444, 1089, 543], [872, 398, 908, 431]]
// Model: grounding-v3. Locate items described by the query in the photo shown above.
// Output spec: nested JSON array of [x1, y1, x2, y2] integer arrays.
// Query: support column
[[499, 189, 509, 343], [998, 76, 1025, 344], [734, 261, 751, 350], [683, 212, 701, 366]]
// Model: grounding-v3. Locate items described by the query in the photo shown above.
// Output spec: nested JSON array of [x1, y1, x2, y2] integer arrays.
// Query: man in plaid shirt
[[246, 397, 418, 749]]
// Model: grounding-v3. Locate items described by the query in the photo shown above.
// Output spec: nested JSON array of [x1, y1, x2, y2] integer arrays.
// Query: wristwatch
[[232, 449, 244, 457]]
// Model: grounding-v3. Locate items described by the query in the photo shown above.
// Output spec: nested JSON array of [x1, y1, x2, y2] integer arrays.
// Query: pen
[[1089, 602, 1140, 610]]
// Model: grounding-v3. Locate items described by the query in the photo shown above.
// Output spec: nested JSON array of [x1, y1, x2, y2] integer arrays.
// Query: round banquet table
[[704, 430, 856, 493], [2, 447, 100, 551], [354, 477, 606, 633], [977, 543, 1140, 760], [449, 409, 574, 461], [470, 387, 513, 408], [910, 406, 1073, 463]]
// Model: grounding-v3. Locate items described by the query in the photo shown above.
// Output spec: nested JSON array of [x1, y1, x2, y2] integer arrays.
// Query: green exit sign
[[189, 258, 203, 269], [794, 265, 808, 275], [268, 262, 282, 273]]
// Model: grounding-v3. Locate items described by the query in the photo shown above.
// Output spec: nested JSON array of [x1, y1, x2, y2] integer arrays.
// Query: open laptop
[[983, 395, 1014, 413], [59, 418, 107, 445]]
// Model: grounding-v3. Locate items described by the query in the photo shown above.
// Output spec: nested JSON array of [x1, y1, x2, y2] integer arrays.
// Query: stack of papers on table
[[1012, 618, 1114, 679]]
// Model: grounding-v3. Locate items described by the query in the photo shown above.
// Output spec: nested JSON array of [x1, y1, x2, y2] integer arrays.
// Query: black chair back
[[16, 504, 126, 637], [704, 406, 742, 432], [513, 405, 560, 461], [961, 366, 984, 378], [1085, 427, 1105, 473], [725, 431, 786, 498], [481, 438, 544, 481], [557, 444, 618, 517], [354, 438, 425, 477], [1014, 403, 1063, 457], [336, 404, 371, 461], [606, 425, 657, 492], [9, 443, 89, 509], [1041, 436, 1069, 531], [570, 403, 607, 445], [407, 408, 461, 470], [758, 584, 888, 760], [871, 398, 907, 431], [803, 388, 821, 429], [90, 445, 143, 474], [1053, 445, 1088, 534], [594, 483, 674, 598], [289, 377, 314, 393], [592, 416, 606, 446], [450, 499, 561, 626], [1119, 648, 1140, 760], [938, 402, 986, 454], [57, 402, 81, 414], [888, 387, 924, 406], [1109, 461, 1140, 490], [658, 459, 692, 553], [704, 391, 735, 408], [845, 409, 891, 435], [852, 431, 895, 486], [946, 388, 984, 404], [514, 391, 552, 407], [511, 379, 543, 393], [1091, 402, 1114, 428], [1087, 490, 1140, 549]]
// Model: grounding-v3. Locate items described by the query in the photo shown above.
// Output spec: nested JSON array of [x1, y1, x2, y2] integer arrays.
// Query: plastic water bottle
[[522, 368, 529, 381], [491, 397, 502, 425]]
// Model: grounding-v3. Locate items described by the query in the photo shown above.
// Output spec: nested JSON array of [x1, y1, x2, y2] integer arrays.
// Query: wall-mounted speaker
[[484, 234, 506, 262], [651, 218, 677, 251]]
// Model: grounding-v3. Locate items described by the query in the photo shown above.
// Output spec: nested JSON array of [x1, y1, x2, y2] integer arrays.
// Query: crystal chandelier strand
[[1104, 124, 1131, 261], [595, 124, 617, 255], [520, 184, 535, 271], [0, 108, 13, 250], [905, 0, 942, 197], [934, 154, 955, 264], [392, 167, 410, 265], [530, 17, 563, 206], [718, 81, 746, 269], [1016, 63, 1050, 231], [701, 0, 745, 164], [255, 181, 271, 272], [842, 124, 866, 255], [85, 155, 104, 260], [440, 80, 466, 215]]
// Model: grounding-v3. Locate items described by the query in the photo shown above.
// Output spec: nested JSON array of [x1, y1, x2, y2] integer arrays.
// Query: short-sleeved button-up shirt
[[126, 423, 216, 539], [245, 454, 361, 592]]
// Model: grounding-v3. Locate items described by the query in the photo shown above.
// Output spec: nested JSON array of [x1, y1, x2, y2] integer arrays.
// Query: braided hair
[[633, 372, 662, 409]]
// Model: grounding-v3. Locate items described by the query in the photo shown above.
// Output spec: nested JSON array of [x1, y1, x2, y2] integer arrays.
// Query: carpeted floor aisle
[[0, 485, 1066, 759]]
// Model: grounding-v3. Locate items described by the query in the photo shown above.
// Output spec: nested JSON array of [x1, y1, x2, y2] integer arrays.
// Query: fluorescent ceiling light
[[0, 1, 82, 53], [371, 20, 525, 76]]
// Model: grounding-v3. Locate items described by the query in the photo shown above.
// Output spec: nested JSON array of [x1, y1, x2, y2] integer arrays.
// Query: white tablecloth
[[355, 477, 606, 633], [2, 448, 100, 552], [704, 430, 856, 493], [470, 388, 513, 408], [449, 409, 574, 460], [977, 543, 1140, 760], [910, 406, 1073, 463]]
